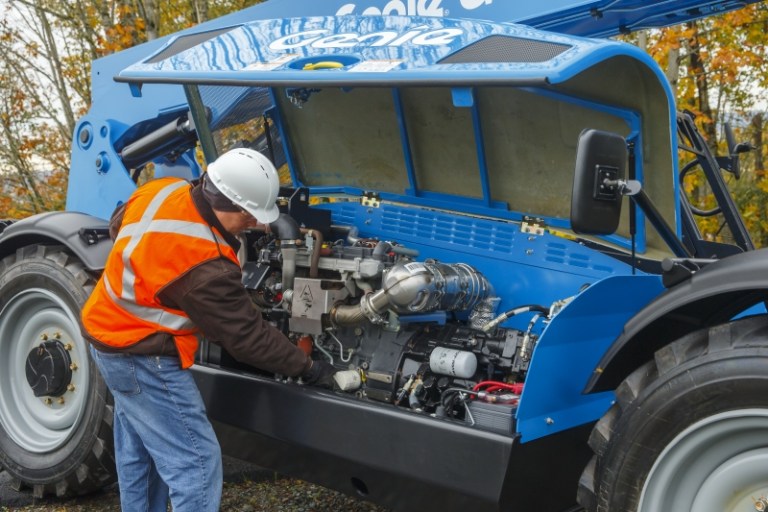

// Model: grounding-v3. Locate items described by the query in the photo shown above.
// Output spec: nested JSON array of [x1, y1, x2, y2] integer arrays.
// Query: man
[[81, 147, 335, 512]]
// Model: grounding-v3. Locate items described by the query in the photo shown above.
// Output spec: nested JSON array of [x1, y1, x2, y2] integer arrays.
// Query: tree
[[0, 0, 263, 219], [632, 3, 768, 247]]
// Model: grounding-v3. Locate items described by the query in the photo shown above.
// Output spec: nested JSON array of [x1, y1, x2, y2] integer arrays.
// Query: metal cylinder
[[331, 261, 492, 326], [280, 245, 297, 298], [330, 303, 367, 326], [429, 347, 477, 379], [382, 261, 491, 314]]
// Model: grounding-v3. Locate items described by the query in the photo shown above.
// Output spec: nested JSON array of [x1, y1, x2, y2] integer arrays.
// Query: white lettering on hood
[[270, 25, 464, 51], [336, 0, 492, 16]]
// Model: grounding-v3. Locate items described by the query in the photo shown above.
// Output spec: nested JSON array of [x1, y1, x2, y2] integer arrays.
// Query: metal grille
[[439, 35, 570, 64]]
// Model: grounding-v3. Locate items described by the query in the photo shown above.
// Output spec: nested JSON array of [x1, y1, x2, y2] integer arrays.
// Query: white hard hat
[[206, 148, 281, 224]]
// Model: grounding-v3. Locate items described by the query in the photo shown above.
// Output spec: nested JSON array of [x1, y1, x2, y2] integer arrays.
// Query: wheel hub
[[640, 409, 768, 512], [25, 340, 73, 397]]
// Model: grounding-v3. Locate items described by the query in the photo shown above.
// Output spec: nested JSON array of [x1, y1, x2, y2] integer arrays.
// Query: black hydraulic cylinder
[[120, 116, 196, 169]]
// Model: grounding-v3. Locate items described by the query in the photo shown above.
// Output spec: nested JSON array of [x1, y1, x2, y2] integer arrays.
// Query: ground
[[0, 457, 389, 511]]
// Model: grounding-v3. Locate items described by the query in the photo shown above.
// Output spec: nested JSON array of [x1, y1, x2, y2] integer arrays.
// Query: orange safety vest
[[82, 177, 239, 368]]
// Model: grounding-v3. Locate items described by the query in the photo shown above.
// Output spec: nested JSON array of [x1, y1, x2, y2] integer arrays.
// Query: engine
[[239, 199, 550, 435]]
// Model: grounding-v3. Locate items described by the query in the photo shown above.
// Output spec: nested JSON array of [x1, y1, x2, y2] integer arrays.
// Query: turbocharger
[[332, 261, 492, 325]]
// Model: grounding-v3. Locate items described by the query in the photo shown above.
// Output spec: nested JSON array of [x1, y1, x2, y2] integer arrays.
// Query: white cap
[[206, 148, 281, 224]]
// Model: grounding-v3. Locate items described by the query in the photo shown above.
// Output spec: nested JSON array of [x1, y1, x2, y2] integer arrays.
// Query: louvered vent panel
[[439, 35, 570, 64]]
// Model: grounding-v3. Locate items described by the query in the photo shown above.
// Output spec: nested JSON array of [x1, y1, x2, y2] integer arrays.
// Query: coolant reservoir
[[429, 347, 477, 379]]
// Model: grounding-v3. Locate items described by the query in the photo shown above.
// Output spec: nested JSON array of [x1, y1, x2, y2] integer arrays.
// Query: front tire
[[0, 245, 116, 497], [578, 315, 768, 512]]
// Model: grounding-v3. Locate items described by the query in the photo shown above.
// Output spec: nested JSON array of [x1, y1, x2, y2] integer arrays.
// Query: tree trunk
[[35, 3, 77, 138], [686, 22, 717, 148], [751, 112, 764, 174], [666, 45, 680, 90], [139, 0, 159, 41], [194, 0, 209, 23]]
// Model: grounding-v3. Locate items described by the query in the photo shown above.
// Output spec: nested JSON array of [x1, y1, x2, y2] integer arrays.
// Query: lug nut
[[67, 384, 75, 392], [64, 343, 73, 351], [44, 398, 52, 405], [54, 332, 61, 339], [57, 397, 65, 405], [70, 363, 78, 371], [40, 334, 48, 341]]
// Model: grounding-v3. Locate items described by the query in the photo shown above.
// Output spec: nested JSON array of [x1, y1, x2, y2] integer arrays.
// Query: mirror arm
[[604, 178, 691, 258]]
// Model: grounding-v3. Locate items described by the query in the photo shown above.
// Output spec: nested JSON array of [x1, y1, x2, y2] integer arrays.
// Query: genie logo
[[336, 0, 492, 16], [270, 25, 464, 50]]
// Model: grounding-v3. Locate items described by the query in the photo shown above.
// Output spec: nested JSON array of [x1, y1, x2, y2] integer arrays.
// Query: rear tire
[[578, 315, 768, 512], [0, 245, 116, 497]]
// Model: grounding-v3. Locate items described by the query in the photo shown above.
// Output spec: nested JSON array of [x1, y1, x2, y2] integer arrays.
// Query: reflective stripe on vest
[[102, 276, 194, 332], [119, 179, 186, 305], [82, 178, 239, 368]]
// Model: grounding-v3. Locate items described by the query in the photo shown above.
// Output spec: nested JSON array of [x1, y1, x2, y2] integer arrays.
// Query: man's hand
[[302, 359, 336, 389]]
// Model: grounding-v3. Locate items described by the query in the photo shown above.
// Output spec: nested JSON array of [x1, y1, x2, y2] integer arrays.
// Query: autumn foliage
[[0, 0, 262, 219], [625, 3, 768, 246]]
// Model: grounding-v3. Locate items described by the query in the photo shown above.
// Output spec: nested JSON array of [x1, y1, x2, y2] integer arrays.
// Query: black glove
[[302, 359, 336, 389]]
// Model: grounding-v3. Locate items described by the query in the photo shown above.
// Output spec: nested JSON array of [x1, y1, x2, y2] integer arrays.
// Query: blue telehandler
[[1, 1, 767, 510]]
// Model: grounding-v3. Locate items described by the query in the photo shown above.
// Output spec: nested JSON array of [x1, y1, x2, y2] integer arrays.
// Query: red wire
[[473, 380, 524, 394]]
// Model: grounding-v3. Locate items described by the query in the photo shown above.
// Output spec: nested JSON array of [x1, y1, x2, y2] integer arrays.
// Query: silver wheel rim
[[639, 409, 768, 512], [0, 288, 90, 453]]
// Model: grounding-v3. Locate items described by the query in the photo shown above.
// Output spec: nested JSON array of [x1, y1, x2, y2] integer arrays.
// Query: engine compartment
[[228, 188, 570, 437]]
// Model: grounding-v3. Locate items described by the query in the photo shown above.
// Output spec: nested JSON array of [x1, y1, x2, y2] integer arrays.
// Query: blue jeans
[[90, 347, 222, 512]]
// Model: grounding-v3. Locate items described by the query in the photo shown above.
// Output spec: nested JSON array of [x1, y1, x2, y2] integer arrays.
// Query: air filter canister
[[429, 347, 477, 379]]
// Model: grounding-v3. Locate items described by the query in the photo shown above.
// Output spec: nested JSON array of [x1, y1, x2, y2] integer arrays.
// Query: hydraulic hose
[[481, 304, 550, 333]]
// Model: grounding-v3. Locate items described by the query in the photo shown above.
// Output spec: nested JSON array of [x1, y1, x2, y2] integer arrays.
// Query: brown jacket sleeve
[[109, 203, 127, 240], [159, 257, 310, 377]]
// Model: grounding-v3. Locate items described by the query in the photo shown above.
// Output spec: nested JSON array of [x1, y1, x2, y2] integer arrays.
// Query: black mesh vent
[[146, 27, 235, 64], [439, 35, 571, 64]]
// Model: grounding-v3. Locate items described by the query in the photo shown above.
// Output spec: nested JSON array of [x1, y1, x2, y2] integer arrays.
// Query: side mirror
[[570, 129, 628, 235], [722, 122, 753, 180]]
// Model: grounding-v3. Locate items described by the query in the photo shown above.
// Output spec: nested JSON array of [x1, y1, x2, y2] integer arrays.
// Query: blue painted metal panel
[[319, 201, 644, 330], [519, 0, 765, 37], [327, 0, 764, 37], [392, 89, 419, 196], [71, 10, 677, 224], [516, 274, 664, 441], [117, 16, 596, 82]]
